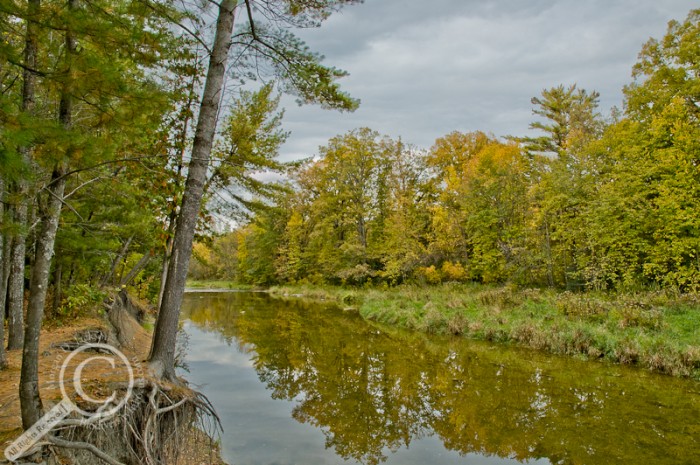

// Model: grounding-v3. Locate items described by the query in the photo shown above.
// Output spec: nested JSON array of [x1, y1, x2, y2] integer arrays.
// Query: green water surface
[[180, 291, 700, 465]]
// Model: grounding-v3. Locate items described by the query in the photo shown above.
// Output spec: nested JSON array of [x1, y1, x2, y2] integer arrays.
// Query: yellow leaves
[[415, 262, 467, 285], [463, 141, 523, 181], [429, 204, 465, 256], [441, 261, 467, 282], [429, 131, 491, 172], [418, 265, 442, 284]]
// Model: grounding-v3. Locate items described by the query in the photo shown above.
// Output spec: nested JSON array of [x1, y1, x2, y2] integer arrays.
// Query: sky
[[274, 0, 698, 161]]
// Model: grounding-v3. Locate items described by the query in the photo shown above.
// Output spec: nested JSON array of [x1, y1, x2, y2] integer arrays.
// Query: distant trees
[[198, 8, 700, 293]]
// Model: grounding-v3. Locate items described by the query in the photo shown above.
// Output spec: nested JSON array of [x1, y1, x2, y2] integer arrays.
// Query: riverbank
[[0, 295, 227, 464], [186, 280, 257, 290], [264, 283, 700, 380]]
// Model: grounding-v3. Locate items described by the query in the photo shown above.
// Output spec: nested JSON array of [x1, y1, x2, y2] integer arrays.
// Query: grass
[[185, 280, 256, 290], [269, 283, 700, 379]]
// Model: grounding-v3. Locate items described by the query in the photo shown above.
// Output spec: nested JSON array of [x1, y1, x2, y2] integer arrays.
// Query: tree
[[0, 177, 7, 369], [426, 131, 492, 266], [148, 0, 239, 381], [1, 0, 184, 429], [148, 0, 360, 381], [523, 84, 601, 156], [379, 143, 432, 284], [6, 0, 41, 351], [283, 128, 391, 284], [207, 82, 290, 215], [424, 133, 528, 283], [19, 0, 74, 427], [522, 85, 604, 287], [277, 209, 304, 282], [584, 9, 700, 290], [459, 141, 528, 283]]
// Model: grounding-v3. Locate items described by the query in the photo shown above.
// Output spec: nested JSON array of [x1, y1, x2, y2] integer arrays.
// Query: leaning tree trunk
[[148, 0, 237, 381], [119, 251, 151, 287], [158, 63, 197, 309], [20, 0, 70, 429], [102, 234, 133, 286], [20, 166, 66, 428], [7, 0, 41, 351]]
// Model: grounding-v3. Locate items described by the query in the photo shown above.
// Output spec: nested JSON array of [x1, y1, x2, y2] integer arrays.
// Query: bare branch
[[137, 0, 213, 55], [64, 175, 105, 200], [43, 183, 84, 221], [48, 435, 126, 465]]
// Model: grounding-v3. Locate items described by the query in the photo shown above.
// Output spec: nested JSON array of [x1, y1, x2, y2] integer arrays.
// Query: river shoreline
[[259, 283, 700, 380], [181, 290, 700, 464], [0, 297, 227, 465]]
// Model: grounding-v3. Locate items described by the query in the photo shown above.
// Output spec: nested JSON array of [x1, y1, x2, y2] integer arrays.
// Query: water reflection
[[181, 292, 700, 465]]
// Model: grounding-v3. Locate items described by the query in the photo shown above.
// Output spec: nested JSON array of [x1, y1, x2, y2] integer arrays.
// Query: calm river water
[[179, 291, 700, 465]]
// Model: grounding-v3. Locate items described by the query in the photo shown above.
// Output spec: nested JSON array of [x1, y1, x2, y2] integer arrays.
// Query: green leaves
[[626, 9, 700, 123], [522, 84, 602, 156], [196, 7, 700, 293], [232, 17, 359, 111]]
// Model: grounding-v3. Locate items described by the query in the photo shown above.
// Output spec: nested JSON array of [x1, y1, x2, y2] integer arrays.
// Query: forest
[[0, 0, 364, 462], [0, 1, 699, 462], [191, 9, 700, 294]]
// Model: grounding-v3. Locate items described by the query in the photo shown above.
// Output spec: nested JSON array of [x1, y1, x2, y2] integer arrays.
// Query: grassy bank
[[268, 283, 700, 379], [186, 280, 256, 290]]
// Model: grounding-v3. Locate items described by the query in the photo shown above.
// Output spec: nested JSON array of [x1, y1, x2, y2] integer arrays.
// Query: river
[[179, 290, 700, 465]]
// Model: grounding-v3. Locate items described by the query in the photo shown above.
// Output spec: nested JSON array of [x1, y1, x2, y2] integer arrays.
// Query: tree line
[[0, 0, 359, 456], [191, 9, 700, 293]]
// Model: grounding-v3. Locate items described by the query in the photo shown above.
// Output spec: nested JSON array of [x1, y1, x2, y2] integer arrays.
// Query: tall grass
[[185, 280, 256, 290], [269, 283, 700, 379]]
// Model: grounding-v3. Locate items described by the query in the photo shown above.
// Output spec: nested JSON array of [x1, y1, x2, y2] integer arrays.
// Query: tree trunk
[[0, 178, 8, 369], [20, 166, 66, 428], [1, 236, 11, 319], [119, 251, 151, 287], [51, 262, 62, 316], [157, 232, 172, 309], [6, 0, 40, 352], [102, 234, 133, 286], [148, 0, 237, 381], [20, 0, 69, 429], [7, 202, 27, 350]]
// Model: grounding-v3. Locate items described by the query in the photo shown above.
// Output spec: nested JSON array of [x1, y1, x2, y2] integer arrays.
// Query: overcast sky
[[274, 0, 697, 161]]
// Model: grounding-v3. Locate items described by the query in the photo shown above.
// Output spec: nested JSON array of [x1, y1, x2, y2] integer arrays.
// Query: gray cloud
[[274, 0, 697, 161]]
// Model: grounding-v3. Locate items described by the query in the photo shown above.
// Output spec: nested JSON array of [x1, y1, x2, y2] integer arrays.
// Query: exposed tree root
[[7, 290, 222, 465], [10, 379, 222, 465]]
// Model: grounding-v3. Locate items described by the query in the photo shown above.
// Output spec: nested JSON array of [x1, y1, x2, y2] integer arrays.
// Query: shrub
[[612, 301, 665, 331], [441, 261, 467, 282], [418, 266, 442, 284], [59, 284, 106, 319], [336, 264, 376, 286]]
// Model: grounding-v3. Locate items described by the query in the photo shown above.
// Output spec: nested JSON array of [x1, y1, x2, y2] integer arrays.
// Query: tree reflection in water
[[182, 291, 700, 465]]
